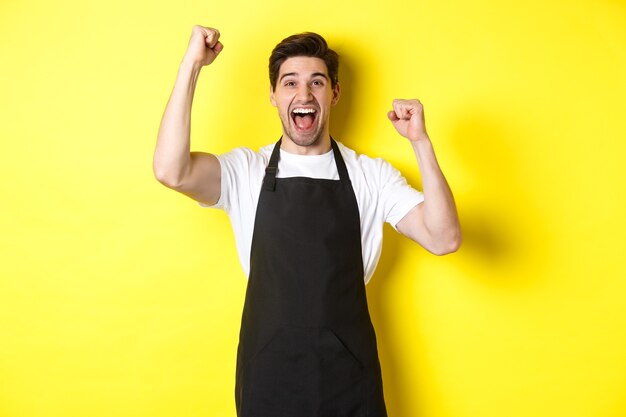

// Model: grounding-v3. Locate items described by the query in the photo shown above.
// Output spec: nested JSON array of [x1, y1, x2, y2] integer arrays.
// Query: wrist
[[409, 132, 430, 144], [180, 56, 203, 73], [410, 136, 440, 172]]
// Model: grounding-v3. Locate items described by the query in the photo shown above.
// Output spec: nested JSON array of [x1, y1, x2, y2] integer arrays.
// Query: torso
[[202, 140, 424, 284]]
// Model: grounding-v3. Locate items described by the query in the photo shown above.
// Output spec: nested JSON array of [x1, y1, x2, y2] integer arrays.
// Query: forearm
[[411, 135, 461, 249], [153, 58, 203, 186]]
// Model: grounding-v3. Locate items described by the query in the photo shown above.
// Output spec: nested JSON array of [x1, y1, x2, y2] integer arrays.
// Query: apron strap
[[330, 136, 350, 183], [262, 136, 350, 192], [262, 137, 282, 192]]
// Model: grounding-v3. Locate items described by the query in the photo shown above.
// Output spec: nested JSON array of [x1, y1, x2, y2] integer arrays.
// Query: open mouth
[[291, 107, 318, 132]]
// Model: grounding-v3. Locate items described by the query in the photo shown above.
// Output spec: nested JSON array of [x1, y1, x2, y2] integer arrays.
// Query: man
[[153, 25, 461, 417]]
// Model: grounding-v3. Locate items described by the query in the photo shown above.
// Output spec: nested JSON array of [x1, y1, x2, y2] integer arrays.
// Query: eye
[[312, 79, 324, 86], [284, 81, 296, 87]]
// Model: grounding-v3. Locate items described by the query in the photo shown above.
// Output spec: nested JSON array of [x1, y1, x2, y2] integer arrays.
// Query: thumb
[[387, 110, 399, 121]]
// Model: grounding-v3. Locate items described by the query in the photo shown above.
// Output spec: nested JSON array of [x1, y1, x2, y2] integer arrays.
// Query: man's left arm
[[388, 98, 462, 255]]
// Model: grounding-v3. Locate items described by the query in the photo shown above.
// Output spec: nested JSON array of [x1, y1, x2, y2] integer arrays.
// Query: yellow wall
[[1, 0, 625, 416]]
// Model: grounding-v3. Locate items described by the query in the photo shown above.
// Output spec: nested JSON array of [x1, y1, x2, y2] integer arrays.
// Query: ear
[[331, 82, 341, 106], [270, 85, 277, 107]]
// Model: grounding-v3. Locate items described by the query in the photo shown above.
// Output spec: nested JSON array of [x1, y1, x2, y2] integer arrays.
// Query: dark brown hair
[[269, 32, 339, 90]]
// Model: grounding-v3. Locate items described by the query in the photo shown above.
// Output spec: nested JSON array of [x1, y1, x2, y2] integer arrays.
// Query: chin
[[290, 133, 323, 147], [283, 125, 325, 147]]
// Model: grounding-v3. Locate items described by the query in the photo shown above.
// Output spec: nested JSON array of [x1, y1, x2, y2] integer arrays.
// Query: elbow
[[153, 162, 183, 189], [430, 228, 462, 256], [443, 235, 462, 255], [153, 158, 170, 186], [153, 147, 189, 188], [154, 172, 183, 190], [153, 167, 175, 188]]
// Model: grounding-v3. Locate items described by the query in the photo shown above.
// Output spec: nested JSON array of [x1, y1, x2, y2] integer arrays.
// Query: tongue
[[294, 114, 315, 130]]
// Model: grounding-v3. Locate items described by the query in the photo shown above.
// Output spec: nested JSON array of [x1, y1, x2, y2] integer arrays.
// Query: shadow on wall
[[367, 103, 554, 287], [445, 108, 553, 285], [328, 45, 357, 146], [362, 102, 553, 415]]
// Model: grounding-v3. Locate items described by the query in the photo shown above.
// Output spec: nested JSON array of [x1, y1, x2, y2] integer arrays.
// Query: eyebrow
[[279, 72, 330, 82]]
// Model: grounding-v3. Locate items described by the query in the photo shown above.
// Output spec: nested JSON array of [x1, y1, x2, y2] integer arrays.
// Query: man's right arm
[[152, 25, 224, 206]]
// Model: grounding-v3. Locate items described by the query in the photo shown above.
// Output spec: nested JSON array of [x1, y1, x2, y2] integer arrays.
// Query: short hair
[[269, 32, 339, 90]]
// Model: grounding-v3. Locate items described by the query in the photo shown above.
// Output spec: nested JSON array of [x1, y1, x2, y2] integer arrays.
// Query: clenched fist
[[387, 99, 428, 142], [183, 25, 224, 67]]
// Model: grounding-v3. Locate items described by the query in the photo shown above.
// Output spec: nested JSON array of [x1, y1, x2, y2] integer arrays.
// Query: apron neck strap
[[263, 136, 349, 192], [330, 136, 350, 183], [262, 137, 282, 192]]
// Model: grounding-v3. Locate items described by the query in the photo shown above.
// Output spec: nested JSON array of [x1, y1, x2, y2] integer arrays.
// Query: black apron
[[234, 137, 388, 417]]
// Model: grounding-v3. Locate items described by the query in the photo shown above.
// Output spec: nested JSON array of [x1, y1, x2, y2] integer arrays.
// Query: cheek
[[320, 91, 333, 104]]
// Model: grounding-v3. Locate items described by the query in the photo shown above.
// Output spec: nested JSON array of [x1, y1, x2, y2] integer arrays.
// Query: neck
[[280, 133, 332, 155]]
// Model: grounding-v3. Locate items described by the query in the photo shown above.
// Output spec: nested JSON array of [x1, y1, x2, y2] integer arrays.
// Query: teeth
[[292, 108, 316, 114]]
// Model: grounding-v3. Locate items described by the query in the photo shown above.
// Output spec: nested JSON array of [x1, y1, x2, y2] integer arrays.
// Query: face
[[270, 56, 340, 148]]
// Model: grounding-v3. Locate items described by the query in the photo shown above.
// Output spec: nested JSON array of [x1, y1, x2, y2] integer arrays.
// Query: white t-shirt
[[200, 141, 424, 285]]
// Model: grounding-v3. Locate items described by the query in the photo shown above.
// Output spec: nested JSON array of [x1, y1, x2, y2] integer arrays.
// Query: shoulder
[[336, 141, 398, 181], [218, 144, 271, 161], [217, 144, 273, 170]]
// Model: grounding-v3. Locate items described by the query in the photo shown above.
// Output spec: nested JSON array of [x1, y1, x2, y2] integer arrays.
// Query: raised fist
[[387, 98, 428, 142], [183, 25, 224, 66]]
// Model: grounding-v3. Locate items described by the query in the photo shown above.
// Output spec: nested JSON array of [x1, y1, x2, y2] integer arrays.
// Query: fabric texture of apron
[[234, 137, 388, 417]]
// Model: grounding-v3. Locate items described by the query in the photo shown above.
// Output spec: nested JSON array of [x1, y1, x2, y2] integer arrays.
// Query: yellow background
[[1, 0, 625, 416]]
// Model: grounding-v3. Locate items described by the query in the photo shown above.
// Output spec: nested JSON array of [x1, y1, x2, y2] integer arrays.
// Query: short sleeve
[[378, 160, 424, 231], [197, 147, 255, 212]]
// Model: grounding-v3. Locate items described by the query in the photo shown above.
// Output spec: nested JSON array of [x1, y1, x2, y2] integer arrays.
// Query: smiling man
[[153, 25, 461, 417], [271, 55, 338, 152]]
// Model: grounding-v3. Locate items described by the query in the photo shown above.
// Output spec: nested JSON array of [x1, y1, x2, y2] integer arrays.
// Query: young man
[[154, 25, 461, 417]]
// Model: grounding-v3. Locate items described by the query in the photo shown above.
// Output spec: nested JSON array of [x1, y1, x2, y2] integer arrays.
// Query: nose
[[295, 83, 313, 101]]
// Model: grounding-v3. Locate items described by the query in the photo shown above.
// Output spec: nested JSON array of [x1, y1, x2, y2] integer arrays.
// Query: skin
[[270, 56, 340, 155], [388, 99, 462, 255], [153, 25, 461, 255]]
